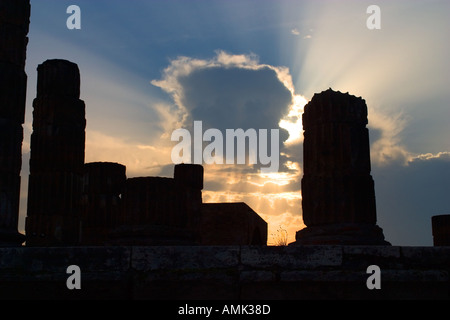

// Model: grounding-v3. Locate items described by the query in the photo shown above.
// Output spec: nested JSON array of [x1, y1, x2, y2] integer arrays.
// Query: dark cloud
[[152, 52, 297, 173], [179, 66, 292, 132], [179, 66, 292, 173], [368, 127, 382, 149], [372, 153, 450, 246]]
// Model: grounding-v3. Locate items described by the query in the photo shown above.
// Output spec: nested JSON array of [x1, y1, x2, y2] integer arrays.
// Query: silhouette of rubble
[[293, 88, 390, 245], [0, 0, 30, 246]]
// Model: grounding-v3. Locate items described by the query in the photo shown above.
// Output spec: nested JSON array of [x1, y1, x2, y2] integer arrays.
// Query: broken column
[[294, 89, 389, 245], [0, 0, 30, 246], [80, 162, 126, 245], [25, 59, 86, 246]]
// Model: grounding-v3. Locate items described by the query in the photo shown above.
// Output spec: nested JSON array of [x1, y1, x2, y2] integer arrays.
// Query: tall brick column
[[0, 0, 30, 246], [294, 89, 389, 245], [25, 59, 86, 246]]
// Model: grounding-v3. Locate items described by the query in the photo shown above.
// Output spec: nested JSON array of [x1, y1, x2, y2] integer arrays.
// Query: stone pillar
[[80, 162, 126, 245], [25, 59, 86, 246], [0, 0, 30, 246], [174, 163, 203, 241], [432, 214, 450, 246], [294, 89, 389, 245]]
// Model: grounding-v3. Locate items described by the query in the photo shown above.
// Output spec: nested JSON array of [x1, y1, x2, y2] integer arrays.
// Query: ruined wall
[[0, 245, 448, 300]]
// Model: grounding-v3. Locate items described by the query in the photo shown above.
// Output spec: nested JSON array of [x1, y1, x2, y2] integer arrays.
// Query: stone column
[[0, 0, 30, 246], [80, 162, 126, 245], [25, 59, 86, 246], [174, 163, 203, 241], [294, 89, 389, 245]]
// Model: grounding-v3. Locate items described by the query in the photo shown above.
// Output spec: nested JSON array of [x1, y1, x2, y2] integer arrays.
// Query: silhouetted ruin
[[21, 58, 267, 246], [0, 0, 30, 246], [0, 0, 448, 251], [25, 59, 86, 246], [294, 89, 390, 245], [1, 0, 450, 301], [82, 162, 267, 246]]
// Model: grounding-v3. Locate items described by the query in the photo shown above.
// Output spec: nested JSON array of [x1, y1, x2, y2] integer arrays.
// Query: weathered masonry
[[0, 245, 448, 299]]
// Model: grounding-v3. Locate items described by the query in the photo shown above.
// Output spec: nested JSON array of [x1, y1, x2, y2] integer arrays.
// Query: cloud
[[290, 27, 312, 39], [151, 50, 306, 173], [291, 28, 300, 36], [151, 50, 293, 129], [368, 107, 411, 166], [373, 151, 450, 246], [85, 130, 173, 178]]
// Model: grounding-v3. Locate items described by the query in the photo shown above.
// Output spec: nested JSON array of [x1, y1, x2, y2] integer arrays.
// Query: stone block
[[0, 246, 131, 281], [36, 59, 81, 98], [131, 246, 240, 271], [240, 245, 342, 269], [401, 246, 450, 268], [342, 245, 402, 269]]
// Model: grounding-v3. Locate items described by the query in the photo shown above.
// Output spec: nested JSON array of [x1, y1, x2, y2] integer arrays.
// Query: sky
[[18, 0, 450, 246]]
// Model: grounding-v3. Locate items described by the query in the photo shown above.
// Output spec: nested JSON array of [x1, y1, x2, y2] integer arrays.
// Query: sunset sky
[[19, 0, 450, 245]]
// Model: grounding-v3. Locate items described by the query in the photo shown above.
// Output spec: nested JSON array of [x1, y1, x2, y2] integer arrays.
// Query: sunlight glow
[[255, 172, 294, 187], [279, 94, 307, 145]]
